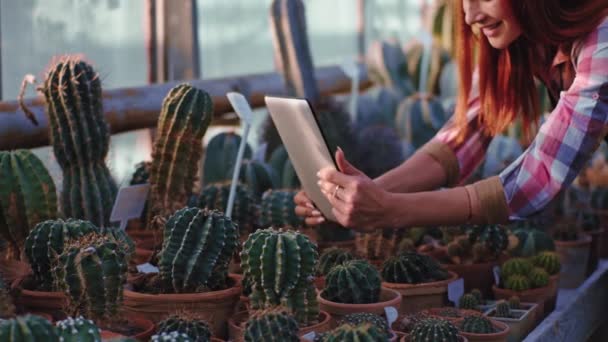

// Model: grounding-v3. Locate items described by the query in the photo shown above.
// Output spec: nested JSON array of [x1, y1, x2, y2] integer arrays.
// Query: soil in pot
[[228, 310, 331, 342], [99, 316, 155, 340], [382, 271, 459, 315], [419, 307, 482, 323], [318, 287, 402, 326]]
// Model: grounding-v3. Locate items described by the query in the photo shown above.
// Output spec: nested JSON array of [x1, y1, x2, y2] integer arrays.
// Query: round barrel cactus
[[338, 313, 389, 336], [157, 315, 211, 341], [194, 182, 259, 233], [461, 315, 495, 334], [0, 150, 58, 259], [55, 316, 101, 342], [467, 224, 509, 258], [159, 208, 238, 293], [404, 41, 452, 96], [203, 132, 252, 185], [317, 247, 355, 276], [509, 296, 521, 309], [318, 323, 389, 342], [0, 314, 59, 341], [395, 94, 447, 149], [529, 267, 550, 288], [495, 300, 512, 318], [381, 252, 450, 284], [130, 161, 151, 185], [410, 318, 459, 342], [532, 251, 561, 275], [244, 308, 299, 342], [459, 293, 479, 310], [501, 258, 534, 279], [53, 235, 128, 320], [354, 125, 405, 179], [268, 146, 300, 189], [227, 160, 277, 198], [504, 275, 531, 292], [151, 331, 192, 342], [470, 289, 483, 303], [323, 260, 381, 304], [353, 87, 401, 130], [24, 219, 98, 290], [259, 190, 304, 228], [510, 228, 555, 257]]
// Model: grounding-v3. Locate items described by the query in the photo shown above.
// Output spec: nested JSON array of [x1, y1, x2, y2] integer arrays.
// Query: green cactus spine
[[319, 323, 389, 342], [495, 300, 511, 318], [410, 318, 459, 342], [24, 219, 98, 290], [468, 225, 509, 258], [381, 252, 449, 284], [41, 57, 116, 228], [259, 190, 303, 228], [529, 267, 550, 288], [532, 251, 561, 275], [461, 315, 495, 334], [504, 275, 531, 292], [268, 146, 300, 189], [317, 247, 355, 276], [339, 313, 389, 336], [0, 314, 59, 341], [55, 316, 101, 342], [0, 150, 58, 258], [323, 260, 381, 304], [227, 159, 277, 198], [458, 293, 479, 310], [151, 331, 192, 342], [100, 227, 135, 258], [249, 280, 319, 326], [159, 208, 238, 293], [508, 296, 520, 309], [244, 308, 299, 342], [53, 234, 128, 320], [202, 132, 252, 185], [241, 227, 317, 300], [501, 258, 533, 279], [157, 315, 211, 341], [147, 84, 213, 227], [195, 182, 259, 233]]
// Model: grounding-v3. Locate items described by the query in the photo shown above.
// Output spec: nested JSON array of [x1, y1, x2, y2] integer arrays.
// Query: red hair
[[454, 0, 608, 143]]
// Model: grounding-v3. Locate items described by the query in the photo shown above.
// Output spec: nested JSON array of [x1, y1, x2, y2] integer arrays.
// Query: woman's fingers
[[294, 205, 322, 218]]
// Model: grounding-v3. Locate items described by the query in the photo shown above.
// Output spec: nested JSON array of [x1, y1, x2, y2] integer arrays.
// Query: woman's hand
[[294, 190, 326, 226], [317, 147, 394, 230]]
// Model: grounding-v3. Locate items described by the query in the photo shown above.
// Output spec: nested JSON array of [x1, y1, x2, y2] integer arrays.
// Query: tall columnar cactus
[[471, 289, 483, 303], [511, 228, 555, 257], [529, 267, 550, 288], [501, 258, 533, 279], [323, 260, 381, 304], [495, 300, 512, 318], [405, 42, 452, 96], [395, 94, 447, 150], [0, 150, 58, 258], [250, 279, 319, 326], [354, 125, 405, 179], [157, 315, 211, 341], [532, 251, 561, 275], [227, 160, 277, 198], [55, 316, 101, 342], [244, 308, 299, 342], [159, 208, 238, 293], [202, 132, 252, 185], [259, 190, 304, 228], [317, 247, 355, 276], [41, 57, 116, 228], [147, 84, 213, 227], [24, 219, 98, 290], [339, 313, 390, 336], [410, 318, 459, 342], [504, 275, 531, 292], [268, 146, 300, 189], [318, 323, 389, 342], [194, 182, 259, 233], [459, 293, 479, 310], [151, 331, 192, 342], [53, 235, 128, 320], [100, 227, 135, 258], [241, 228, 317, 300], [381, 252, 450, 284], [509, 296, 520, 309], [0, 315, 59, 341], [461, 316, 495, 334], [365, 40, 414, 96]]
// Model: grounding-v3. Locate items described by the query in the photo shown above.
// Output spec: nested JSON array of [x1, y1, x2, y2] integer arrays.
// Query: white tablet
[[264, 96, 338, 222]]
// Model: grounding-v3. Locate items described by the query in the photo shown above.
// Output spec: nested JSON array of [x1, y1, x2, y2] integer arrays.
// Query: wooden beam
[[0, 64, 370, 150]]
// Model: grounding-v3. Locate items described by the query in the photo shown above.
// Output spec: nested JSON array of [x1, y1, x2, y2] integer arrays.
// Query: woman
[[295, 0, 608, 230]]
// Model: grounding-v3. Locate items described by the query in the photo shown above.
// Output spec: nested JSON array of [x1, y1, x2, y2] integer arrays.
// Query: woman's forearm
[[374, 151, 449, 193]]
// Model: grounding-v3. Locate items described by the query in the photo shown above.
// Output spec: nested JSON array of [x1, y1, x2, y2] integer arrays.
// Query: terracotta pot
[[100, 316, 155, 341], [555, 234, 592, 289], [458, 319, 510, 342], [491, 285, 554, 324], [585, 228, 603, 276], [443, 262, 499, 299], [228, 310, 332, 342], [0, 259, 31, 286], [123, 274, 241, 339], [382, 271, 459, 315], [29, 312, 54, 322], [318, 287, 402, 326], [485, 304, 538, 342], [544, 274, 559, 315], [400, 333, 468, 341], [419, 307, 483, 323], [14, 287, 68, 321]]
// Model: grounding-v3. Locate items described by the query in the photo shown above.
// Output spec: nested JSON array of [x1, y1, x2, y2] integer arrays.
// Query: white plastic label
[[227, 92, 254, 125], [110, 184, 150, 230], [340, 57, 360, 122], [136, 263, 159, 274], [301, 332, 316, 341], [384, 306, 399, 327], [447, 278, 465, 305], [493, 266, 501, 285]]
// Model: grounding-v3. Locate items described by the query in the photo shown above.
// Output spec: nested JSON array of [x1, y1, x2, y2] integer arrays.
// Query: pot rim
[[123, 274, 242, 302], [317, 287, 402, 311], [381, 271, 459, 290]]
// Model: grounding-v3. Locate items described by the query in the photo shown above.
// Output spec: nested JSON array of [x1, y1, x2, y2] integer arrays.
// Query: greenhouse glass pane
[[365, 0, 424, 46]]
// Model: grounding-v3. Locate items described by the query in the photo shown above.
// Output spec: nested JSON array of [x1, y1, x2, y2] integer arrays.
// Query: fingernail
[[312, 210, 321, 216], [317, 217, 325, 224], [305, 203, 315, 209], [316, 171, 321, 177], [337, 146, 343, 152]]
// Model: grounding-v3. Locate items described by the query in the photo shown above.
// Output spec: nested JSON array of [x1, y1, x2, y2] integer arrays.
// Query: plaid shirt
[[433, 17, 608, 220]]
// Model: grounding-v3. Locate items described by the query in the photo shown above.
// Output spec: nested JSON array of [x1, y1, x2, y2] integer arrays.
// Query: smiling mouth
[[482, 22, 502, 35]]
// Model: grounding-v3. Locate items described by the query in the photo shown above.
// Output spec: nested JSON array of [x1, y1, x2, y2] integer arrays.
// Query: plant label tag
[[384, 306, 399, 327], [136, 263, 159, 274], [301, 332, 316, 340], [110, 184, 150, 230], [448, 278, 465, 305], [227, 92, 254, 125], [493, 266, 501, 285]]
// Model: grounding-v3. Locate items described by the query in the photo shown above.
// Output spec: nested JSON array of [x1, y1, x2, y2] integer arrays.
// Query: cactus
[[529, 267, 550, 288], [53, 234, 128, 320], [41, 57, 117, 228], [511, 228, 555, 257], [432, 1, 455, 58], [130, 161, 151, 185], [395, 94, 447, 149], [55, 316, 101, 342], [259, 190, 304, 228], [353, 87, 401, 131], [0, 314, 59, 341], [339, 313, 389, 336], [159, 208, 238, 293], [24, 219, 98, 290], [467, 225, 509, 258], [151, 331, 192, 342], [410, 318, 459, 342], [317, 247, 354, 277], [508, 296, 521, 310], [461, 315, 495, 334], [227, 160, 277, 198], [459, 293, 479, 310], [365, 40, 413, 96], [147, 84, 213, 227], [397, 237, 415, 253], [381, 252, 450, 284], [354, 125, 405, 179], [395, 312, 430, 333], [268, 146, 300, 189], [203, 132, 252, 185], [504, 275, 531, 292], [438, 308, 460, 318], [470, 289, 483, 304], [100, 227, 135, 258], [194, 182, 259, 233], [323, 260, 381, 304], [0, 150, 58, 258], [244, 308, 299, 342], [405, 41, 452, 96], [495, 300, 512, 318], [241, 227, 317, 300], [157, 315, 211, 341], [501, 258, 533, 279], [318, 323, 389, 342], [532, 251, 561, 275]]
